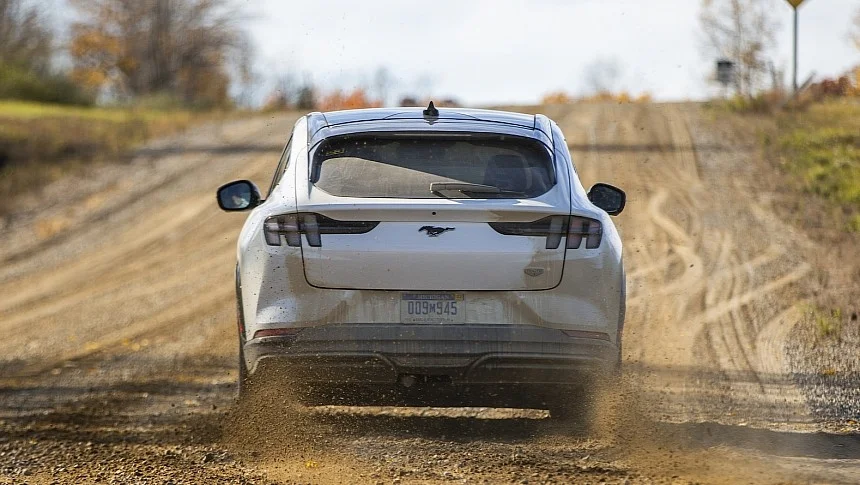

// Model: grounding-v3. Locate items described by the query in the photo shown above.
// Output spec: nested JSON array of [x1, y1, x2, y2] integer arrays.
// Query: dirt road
[[1, 104, 858, 484]]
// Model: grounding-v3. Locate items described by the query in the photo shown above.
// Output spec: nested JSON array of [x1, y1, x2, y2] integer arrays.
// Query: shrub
[[539, 90, 653, 105], [813, 307, 843, 340], [779, 126, 860, 205], [0, 63, 94, 106], [317, 89, 380, 111], [722, 91, 787, 114], [541, 91, 574, 105], [0, 101, 208, 215]]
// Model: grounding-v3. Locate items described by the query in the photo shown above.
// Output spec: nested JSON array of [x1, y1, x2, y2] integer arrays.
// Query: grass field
[[766, 100, 860, 231], [776, 102, 860, 204], [0, 101, 224, 214]]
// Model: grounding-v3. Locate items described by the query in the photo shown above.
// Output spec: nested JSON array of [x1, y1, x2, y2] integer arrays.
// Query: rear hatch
[[292, 132, 571, 291]]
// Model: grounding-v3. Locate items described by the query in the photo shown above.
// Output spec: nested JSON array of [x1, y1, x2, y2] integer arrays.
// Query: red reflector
[[253, 328, 302, 339], [562, 330, 611, 341]]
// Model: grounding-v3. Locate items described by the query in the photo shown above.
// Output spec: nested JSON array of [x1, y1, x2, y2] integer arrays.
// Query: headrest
[[484, 154, 531, 191]]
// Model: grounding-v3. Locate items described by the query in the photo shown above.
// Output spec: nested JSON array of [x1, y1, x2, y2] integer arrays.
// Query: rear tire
[[235, 265, 251, 400], [237, 339, 250, 400], [616, 266, 626, 372]]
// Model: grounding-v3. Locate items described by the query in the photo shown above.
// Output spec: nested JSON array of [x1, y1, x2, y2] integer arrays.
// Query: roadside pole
[[786, 0, 807, 94], [793, 5, 798, 92]]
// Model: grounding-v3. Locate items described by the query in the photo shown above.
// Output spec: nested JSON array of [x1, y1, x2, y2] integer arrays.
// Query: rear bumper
[[244, 324, 619, 386]]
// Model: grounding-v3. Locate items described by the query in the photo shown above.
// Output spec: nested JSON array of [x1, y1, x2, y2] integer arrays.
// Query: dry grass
[[807, 305, 844, 342], [0, 101, 227, 214], [751, 100, 860, 357], [772, 101, 860, 230]]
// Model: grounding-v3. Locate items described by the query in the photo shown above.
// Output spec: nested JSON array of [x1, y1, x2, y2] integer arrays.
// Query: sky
[[245, 0, 859, 106]]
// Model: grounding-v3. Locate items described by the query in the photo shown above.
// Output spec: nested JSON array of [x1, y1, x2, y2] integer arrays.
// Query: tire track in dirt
[[0, 117, 293, 370], [561, 104, 857, 476], [1, 105, 858, 485], [568, 104, 809, 411]]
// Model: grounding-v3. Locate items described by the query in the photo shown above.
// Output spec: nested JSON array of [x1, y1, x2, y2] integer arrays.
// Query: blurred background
[[3, 0, 857, 220], [1, 2, 859, 483], [0, 0, 857, 201], [2, 0, 858, 108]]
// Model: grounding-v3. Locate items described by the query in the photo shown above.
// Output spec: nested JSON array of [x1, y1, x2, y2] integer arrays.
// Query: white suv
[[217, 104, 626, 413]]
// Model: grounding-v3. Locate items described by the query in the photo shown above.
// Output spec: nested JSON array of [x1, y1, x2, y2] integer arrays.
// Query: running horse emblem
[[419, 226, 455, 237]]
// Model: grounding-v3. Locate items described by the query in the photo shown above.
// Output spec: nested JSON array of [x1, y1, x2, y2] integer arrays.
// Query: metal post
[[792, 7, 798, 93]]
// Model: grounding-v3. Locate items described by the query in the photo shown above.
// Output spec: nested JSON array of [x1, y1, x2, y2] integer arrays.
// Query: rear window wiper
[[429, 182, 527, 197]]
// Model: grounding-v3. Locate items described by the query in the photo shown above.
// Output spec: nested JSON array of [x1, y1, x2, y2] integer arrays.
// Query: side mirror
[[588, 183, 626, 216], [217, 180, 261, 211]]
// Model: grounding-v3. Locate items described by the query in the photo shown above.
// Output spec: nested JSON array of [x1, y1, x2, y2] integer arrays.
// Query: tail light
[[566, 216, 602, 249], [489, 215, 602, 249], [264, 213, 378, 247]]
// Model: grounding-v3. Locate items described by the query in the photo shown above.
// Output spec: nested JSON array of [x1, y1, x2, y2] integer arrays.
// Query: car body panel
[[230, 107, 625, 390], [308, 115, 552, 149], [310, 107, 542, 133], [244, 324, 618, 386], [297, 111, 574, 291]]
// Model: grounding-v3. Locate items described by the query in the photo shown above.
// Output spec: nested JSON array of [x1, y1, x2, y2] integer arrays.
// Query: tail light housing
[[264, 213, 378, 247], [489, 215, 602, 249], [566, 216, 602, 249]]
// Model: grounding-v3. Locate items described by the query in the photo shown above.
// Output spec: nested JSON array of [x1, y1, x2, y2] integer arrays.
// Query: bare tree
[[413, 73, 436, 101], [276, 72, 298, 106], [699, 0, 780, 96], [583, 58, 621, 95], [0, 0, 54, 72], [261, 70, 299, 110], [295, 84, 316, 110], [228, 30, 257, 107], [852, 7, 860, 51], [70, 0, 249, 107], [372, 66, 393, 106]]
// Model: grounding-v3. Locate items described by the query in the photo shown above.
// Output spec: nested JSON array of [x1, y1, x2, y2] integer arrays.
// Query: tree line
[[0, 0, 441, 110], [1, 0, 859, 108], [1, 0, 249, 107]]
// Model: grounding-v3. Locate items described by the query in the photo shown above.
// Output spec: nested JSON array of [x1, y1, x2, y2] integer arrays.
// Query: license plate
[[400, 293, 465, 324]]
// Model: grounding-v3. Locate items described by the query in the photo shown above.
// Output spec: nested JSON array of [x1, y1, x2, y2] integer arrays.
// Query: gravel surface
[[1, 104, 859, 484], [787, 311, 860, 425]]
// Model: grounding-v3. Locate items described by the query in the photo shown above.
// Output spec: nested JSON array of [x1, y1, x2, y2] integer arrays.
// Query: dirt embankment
[[1, 104, 858, 484]]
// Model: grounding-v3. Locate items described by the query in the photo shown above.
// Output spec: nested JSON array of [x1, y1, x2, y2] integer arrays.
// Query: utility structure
[[716, 59, 735, 97], [786, 0, 807, 93]]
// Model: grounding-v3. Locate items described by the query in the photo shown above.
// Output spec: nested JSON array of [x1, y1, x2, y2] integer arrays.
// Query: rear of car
[[227, 107, 625, 409]]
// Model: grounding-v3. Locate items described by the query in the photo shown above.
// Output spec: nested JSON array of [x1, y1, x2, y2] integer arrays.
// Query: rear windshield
[[311, 135, 554, 199]]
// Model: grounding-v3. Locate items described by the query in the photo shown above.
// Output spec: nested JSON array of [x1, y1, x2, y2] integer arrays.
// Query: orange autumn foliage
[[318, 88, 381, 111], [541, 90, 653, 105]]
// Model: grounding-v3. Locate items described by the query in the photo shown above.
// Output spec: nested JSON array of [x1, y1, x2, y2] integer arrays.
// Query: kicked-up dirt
[[0, 103, 858, 484]]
